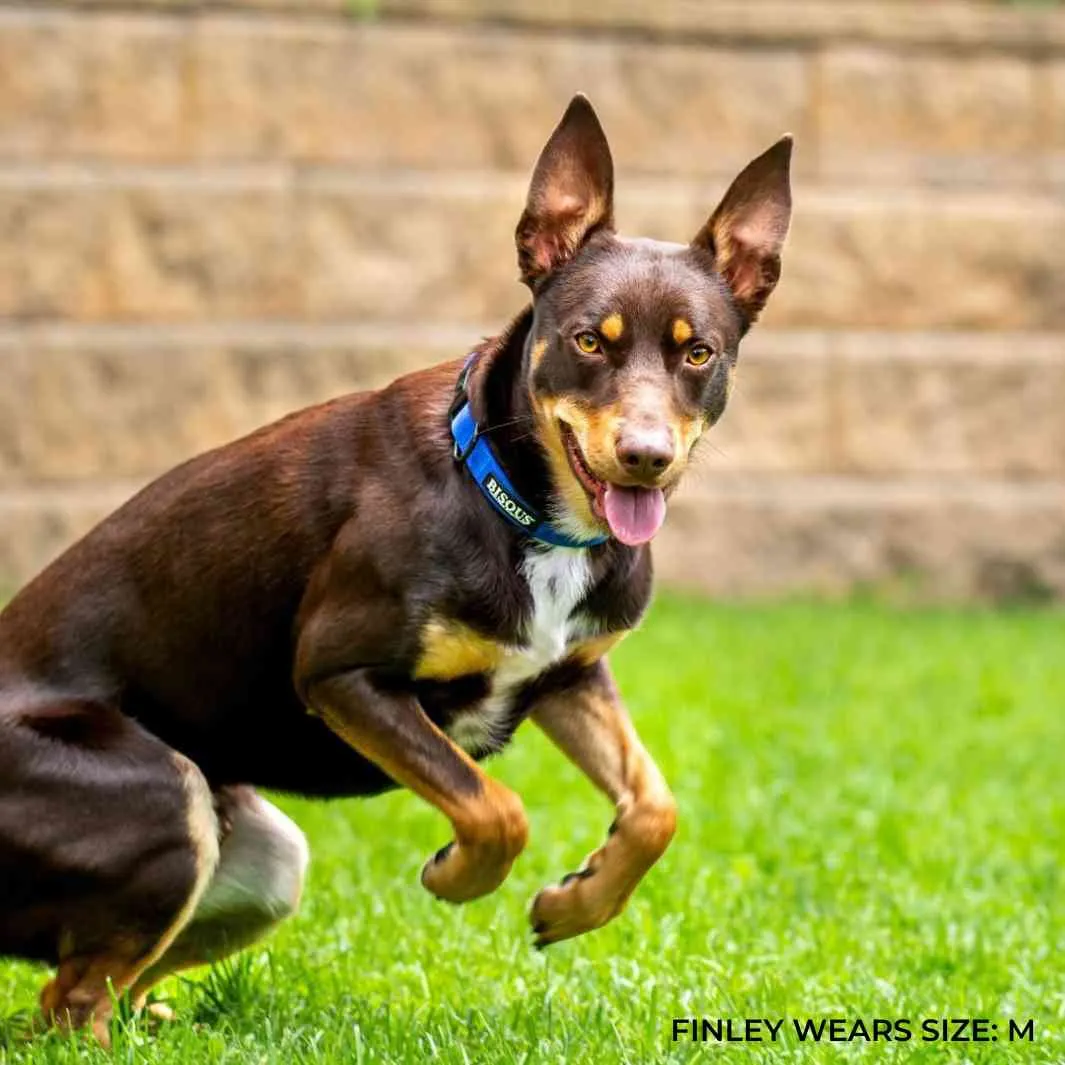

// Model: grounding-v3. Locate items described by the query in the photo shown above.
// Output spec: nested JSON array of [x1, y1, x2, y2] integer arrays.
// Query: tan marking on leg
[[140, 754, 222, 972], [672, 318, 693, 345], [415, 618, 505, 681], [146, 1002, 177, 1023], [360, 738, 527, 903], [41, 953, 128, 1047], [568, 631, 628, 667], [313, 690, 527, 904], [529, 664, 676, 946], [420, 775, 529, 903], [599, 313, 624, 342], [39, 756, 219, 1045]]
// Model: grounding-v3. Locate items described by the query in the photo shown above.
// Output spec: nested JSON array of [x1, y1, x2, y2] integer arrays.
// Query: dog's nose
[[615, 426, 675, 483]]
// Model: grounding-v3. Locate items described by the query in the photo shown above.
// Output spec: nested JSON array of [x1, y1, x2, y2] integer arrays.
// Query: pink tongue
[[602, 485, 667, 546]]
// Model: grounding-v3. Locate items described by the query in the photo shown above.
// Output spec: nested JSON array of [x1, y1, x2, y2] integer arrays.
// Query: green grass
[[1, 596, 1063, 1063]]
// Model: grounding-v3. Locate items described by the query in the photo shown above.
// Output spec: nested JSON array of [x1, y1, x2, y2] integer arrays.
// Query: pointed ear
[[515, 95, 614, 288], [693, 136, 793, 325]]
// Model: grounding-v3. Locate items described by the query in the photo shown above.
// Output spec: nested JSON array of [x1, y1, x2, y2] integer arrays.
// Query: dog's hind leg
[[130, 786, 308, 1008], [0, 699, 220, 1045]]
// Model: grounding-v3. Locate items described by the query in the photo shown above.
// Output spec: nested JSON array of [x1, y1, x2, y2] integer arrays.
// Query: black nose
[[615, 427, 675, 482]]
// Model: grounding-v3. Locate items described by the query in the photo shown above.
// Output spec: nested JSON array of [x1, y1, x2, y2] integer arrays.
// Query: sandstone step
[[0, 325, 1062, 485], [382, 0, 1065, 49], [0, 7, 1060, 188], [656, 474, 1065, 602], [1, 168, 1062, 329], [2, 475, 1062, 602], [53, 0, 1065, 50]]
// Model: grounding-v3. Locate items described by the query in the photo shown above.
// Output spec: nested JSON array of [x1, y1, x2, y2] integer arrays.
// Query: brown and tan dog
[[0, 95, 791, 1042]]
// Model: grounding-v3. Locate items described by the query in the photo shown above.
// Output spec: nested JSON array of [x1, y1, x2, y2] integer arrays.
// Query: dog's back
[[0, 362, 458, 792]]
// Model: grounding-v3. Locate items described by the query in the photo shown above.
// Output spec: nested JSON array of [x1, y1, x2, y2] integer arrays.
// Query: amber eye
[[575, 331, 601, 355], [687, 343, 714, 367]]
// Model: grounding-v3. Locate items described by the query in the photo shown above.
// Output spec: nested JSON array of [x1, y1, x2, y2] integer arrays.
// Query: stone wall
[[1, 0, 1063, 599]]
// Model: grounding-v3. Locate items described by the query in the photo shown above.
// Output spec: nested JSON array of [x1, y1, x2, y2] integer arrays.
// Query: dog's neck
[[466, 308, 560, 525]]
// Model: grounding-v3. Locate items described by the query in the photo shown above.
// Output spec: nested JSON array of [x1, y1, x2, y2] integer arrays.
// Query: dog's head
[[516, 95, 792, 546]]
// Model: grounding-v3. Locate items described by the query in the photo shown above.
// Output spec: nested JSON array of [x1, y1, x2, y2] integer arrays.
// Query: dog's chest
[[445, 548, 593, 753]]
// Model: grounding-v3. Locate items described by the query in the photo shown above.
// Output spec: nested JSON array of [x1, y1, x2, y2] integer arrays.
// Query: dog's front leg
[[529, 659, 676, 947], [308, 670, 528, 903]]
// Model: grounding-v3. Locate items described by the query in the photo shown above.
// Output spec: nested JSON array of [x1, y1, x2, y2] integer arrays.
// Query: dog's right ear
[[516, 95, 614, 288]]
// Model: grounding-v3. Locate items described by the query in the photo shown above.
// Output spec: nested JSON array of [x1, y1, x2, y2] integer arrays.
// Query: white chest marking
[[446, 548, 593, 753]]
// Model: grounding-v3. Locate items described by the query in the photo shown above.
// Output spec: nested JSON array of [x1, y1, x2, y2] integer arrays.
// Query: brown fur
[[0, 94, 791, 1040]]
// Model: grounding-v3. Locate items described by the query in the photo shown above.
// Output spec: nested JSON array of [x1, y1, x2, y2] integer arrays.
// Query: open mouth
[[558, 423, 667, 547], [560, 423, 608, 520]]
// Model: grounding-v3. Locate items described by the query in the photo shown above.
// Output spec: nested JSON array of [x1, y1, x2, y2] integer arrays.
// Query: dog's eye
[[575, 331, 601, 355], [687, 344, 714, 367]]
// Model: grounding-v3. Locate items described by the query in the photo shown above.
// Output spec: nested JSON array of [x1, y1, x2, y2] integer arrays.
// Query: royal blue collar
[[449, 358, 609, 550]]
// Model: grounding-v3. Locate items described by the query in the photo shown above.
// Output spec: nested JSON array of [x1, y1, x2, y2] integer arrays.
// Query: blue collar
[[449, 358, 610, 550]]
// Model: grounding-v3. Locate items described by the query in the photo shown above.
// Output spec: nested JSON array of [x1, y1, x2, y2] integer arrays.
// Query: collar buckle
[[448, 353, 477, 422], [452, 421, 479, 462]]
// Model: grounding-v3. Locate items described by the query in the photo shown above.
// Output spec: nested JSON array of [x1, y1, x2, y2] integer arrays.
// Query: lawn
[[1, 595, 1062, 1063]]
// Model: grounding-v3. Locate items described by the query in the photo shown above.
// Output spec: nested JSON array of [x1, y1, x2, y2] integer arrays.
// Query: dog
[[0, 95, 791, 1042]]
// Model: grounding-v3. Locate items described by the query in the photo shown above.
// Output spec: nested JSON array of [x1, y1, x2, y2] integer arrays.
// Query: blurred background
[[0, 0, 1062, 602]]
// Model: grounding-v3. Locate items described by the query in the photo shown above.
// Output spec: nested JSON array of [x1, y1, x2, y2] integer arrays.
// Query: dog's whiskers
[[506, 429, 542, 445], [480, 415, 534, 436]]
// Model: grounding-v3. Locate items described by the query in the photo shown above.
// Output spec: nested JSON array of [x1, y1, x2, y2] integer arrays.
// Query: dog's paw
[[419, 840, 513, 904], [144, 1001, 177, 1024], [529, 866, 623, 949]]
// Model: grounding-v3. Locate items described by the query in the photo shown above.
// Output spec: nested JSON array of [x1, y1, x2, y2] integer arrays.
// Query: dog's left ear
[[693, 136, 793, 325], [516, 94, 614, 288]]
